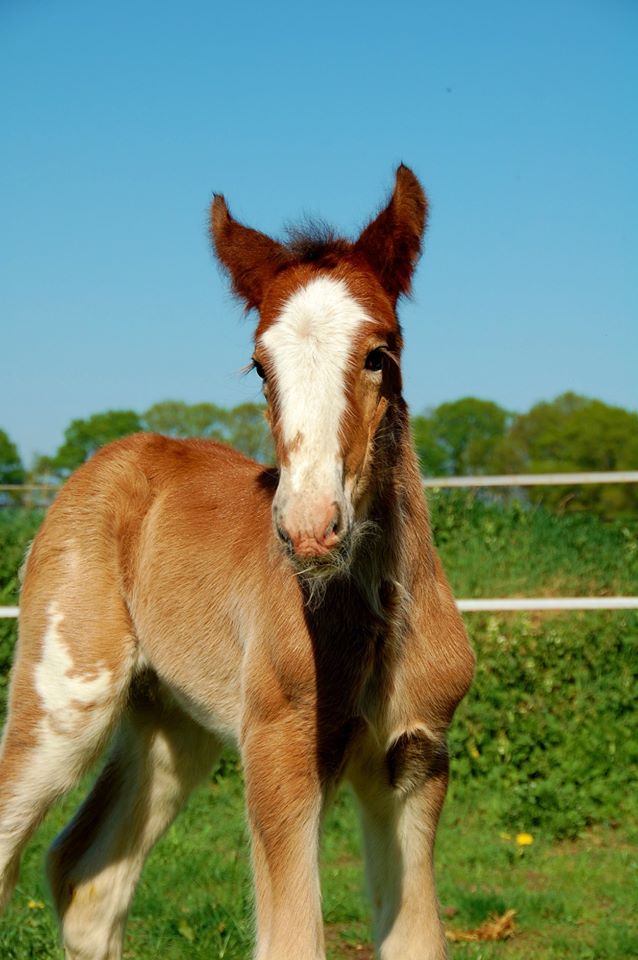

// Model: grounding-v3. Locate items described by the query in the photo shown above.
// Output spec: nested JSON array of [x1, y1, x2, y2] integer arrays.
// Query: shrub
[[0, 510, 44, 713], [449, 610, 638, 838]]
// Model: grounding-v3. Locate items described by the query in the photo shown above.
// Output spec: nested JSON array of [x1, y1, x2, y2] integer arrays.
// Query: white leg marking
[[353, 759, 447, 960]]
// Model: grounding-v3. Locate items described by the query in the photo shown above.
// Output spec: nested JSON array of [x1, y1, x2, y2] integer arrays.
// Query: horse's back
[[20, 435, 276, 672], [25, 432, 274, 587]]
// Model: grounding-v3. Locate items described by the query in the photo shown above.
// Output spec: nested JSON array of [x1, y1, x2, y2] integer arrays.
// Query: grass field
[[1, 747, 636, 959], [1, 494, 637, 957]]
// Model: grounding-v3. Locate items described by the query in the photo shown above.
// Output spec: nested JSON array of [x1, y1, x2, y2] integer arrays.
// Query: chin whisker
[[280, 519, 381, 609]]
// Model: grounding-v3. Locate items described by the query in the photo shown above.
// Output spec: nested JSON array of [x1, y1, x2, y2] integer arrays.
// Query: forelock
[[283, 219, 352, 268]]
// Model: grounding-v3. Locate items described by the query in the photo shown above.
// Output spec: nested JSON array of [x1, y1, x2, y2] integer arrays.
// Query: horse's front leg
[[242, 711, 325, 960], [350, 727, 450, 960]]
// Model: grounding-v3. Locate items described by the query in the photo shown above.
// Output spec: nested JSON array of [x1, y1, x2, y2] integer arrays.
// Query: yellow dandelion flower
[[27, 899, 45, 910], [516, 832, 534, 846]]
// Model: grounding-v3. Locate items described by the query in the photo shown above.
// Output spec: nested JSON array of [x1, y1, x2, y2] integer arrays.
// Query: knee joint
[[386, 727, 448, 794]]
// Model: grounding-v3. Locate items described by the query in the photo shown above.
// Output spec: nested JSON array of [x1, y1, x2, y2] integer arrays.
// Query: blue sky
[[1, 0, 636, 463]]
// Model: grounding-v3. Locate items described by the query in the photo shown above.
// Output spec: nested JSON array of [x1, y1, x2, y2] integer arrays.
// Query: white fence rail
[[422, 470, 638, 488], [2, 472, 637, 617], [2, 471, 638, 498], [0, 608, 19, 619], [2, 598, 638, 619], [457, 597, 638, 612]]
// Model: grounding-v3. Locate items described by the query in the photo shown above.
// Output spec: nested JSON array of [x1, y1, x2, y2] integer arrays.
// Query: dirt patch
[[325, 923, 374, 959]]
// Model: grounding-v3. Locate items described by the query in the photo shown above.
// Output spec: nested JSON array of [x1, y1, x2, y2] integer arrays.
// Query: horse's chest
[[315, 619, 398, 738]]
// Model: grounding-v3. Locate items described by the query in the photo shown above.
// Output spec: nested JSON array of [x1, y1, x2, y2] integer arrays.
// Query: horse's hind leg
[[0, 593, 135, 912], [47, 681, 222, 960]]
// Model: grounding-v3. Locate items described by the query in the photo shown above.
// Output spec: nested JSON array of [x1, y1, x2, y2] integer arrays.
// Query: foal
[[0, 165, 474, 959]]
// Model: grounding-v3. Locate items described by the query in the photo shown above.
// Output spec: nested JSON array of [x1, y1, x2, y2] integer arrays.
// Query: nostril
[[324, 504, 343, 542]]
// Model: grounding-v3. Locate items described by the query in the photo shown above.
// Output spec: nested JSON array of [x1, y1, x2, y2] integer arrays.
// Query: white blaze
[[260, 275, 372, 499]]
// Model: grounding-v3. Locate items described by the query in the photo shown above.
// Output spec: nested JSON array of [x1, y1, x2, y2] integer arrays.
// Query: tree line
[[1, 392, 637, 517]]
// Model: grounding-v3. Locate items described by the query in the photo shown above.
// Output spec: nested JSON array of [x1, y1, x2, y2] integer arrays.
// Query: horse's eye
[[364, 349, 385, 372], [253, 360, 266, 380]]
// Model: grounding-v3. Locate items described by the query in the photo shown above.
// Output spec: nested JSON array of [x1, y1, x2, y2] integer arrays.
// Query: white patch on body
[[260, 276, 372, 506], [35, 603, 112, 724]]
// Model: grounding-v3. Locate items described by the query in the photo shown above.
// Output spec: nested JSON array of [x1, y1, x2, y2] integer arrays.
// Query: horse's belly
[[133, 595, 244, 745]]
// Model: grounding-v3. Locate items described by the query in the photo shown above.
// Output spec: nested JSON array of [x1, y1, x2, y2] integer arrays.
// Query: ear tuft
[[211, 193, 231, 238], [210, 195, 290, 311], [354, 165, 428, 303]]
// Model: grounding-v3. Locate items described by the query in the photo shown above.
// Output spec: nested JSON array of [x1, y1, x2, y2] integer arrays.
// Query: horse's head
[[211, 165, 427, 577]]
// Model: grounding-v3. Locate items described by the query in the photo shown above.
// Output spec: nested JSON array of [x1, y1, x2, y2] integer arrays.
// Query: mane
[[283, 219, 352, 267]]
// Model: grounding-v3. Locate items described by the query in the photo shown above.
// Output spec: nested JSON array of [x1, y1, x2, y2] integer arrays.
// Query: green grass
[[2, 612, 636, 958], [1, 760, 636, 959], [428, 490, 638, 599]]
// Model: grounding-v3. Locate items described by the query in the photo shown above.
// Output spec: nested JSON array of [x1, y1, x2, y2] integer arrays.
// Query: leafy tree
[[0, 430, 25, 486], [0, 429, 26, 505], [143, 401, 227, 439], [30, 392, 637, 516], [45, 410, 143, 476], [144, 400, 273, 462], [491, 392, 638, 517], [412, 398, 511, 476], [225, 403, 274, 463], [431, 397, 511, 474], [411, 415, 448, 476]]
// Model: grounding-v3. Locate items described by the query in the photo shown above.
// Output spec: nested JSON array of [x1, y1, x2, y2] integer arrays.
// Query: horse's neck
[[353, 403, 435, 607]]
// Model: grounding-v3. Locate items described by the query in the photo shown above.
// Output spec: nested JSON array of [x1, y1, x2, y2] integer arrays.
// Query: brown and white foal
[[0, 165, 474, 959]]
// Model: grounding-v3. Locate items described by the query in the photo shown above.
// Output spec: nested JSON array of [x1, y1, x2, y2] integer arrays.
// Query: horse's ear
[[354, 165, 428, 303], [210, 195, 291, 310]]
